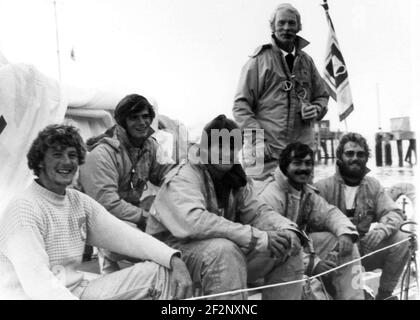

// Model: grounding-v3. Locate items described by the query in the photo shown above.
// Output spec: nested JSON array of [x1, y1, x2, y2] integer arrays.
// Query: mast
[[53, 0, 62, 82], [376, 83, 381, 130]]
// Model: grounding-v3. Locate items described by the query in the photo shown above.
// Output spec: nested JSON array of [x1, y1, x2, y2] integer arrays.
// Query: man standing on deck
[[233, 3, 329, 180]]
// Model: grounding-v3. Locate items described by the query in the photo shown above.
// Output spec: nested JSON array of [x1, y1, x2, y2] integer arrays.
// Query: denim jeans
[[74, 261, 171, 300], [360, 230, 410, 293], [165, 237, 304, 300], [310, 232, 364, 300]]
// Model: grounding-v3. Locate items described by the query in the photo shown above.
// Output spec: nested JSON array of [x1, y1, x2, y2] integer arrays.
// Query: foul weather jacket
[[258, 169, 358, 238], [233, 36, 329, 159], [79, 125, 175, 226], [147, 162, 304, 253], [314, 170, 404, 237]]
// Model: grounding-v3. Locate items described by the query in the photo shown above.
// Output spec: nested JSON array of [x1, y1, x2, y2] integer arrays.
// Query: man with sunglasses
[[315, 132, 409, 300], [79, 94, 176, 274], [233, 3, 329, 180]]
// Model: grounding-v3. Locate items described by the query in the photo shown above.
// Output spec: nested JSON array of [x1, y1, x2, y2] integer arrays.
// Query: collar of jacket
[[271, 34, 310, 55], [333, 164, 371, 187]]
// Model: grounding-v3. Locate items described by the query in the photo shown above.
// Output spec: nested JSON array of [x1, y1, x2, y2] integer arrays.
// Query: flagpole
[[321, 0, 354, 126], [53, 0, 62, 82]]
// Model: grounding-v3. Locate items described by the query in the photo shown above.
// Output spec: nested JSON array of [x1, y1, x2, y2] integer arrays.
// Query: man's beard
[[338, 159, 367, 180]]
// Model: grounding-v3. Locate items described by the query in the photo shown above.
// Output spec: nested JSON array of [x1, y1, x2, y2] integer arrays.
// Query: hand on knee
[[361, 229, 386, 253]]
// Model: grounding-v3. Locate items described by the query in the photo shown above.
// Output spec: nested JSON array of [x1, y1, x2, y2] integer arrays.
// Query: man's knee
[[100, 261, 171, 300], [199, 238, 247, 298], [280, 251, 304, 276], [389, 229, 410, 243], [129, 261, 168, 285], [134, 261, 171, 299], [386, 230, 410, 258], [205, 238, 245, 262], [261, 253, 304, 300]]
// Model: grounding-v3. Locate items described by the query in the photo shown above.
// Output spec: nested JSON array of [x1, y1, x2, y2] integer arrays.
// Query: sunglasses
[[343, 151, 367, 158]]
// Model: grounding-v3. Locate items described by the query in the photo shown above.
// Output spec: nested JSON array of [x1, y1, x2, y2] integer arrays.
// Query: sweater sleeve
[[0, 226, 77, 300], [83, 195, 178, 269]]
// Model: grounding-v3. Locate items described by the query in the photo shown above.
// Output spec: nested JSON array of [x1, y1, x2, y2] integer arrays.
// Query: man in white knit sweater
[[0, 124, 192, 300]]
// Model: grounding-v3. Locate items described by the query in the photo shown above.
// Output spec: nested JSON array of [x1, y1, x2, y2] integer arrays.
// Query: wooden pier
[[314, 120, 343, 161], [375, 117, 416, 167]]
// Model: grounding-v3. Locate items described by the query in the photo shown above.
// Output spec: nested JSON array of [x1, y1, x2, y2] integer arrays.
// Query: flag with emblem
[[321, 0, 354, 121]]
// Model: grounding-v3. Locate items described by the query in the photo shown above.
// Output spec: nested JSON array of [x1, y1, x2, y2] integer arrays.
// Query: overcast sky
[[0, 0, 419, 136]]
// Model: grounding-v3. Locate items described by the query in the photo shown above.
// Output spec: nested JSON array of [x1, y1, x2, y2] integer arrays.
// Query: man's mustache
[[295, 170, 311, 176]]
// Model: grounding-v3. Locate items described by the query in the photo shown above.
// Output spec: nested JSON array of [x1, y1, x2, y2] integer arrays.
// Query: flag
[[321, 0, 354, 121]]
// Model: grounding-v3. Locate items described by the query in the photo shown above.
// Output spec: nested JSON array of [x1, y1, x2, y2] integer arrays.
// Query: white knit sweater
[[0, 181, 178, 300]]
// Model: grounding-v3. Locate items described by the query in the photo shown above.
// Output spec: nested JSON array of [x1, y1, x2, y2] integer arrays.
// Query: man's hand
[[301, 104, 320, 120], [283, 230, 302, 256], [169, 255, 193, 300], [337, 234, 354, 257], [267, 230, 301, 258], [361, 229, 387, 253], [267, 230, 291, 258]]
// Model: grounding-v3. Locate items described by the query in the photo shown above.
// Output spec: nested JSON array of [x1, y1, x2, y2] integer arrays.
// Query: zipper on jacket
[[279, 52, 293, 139]]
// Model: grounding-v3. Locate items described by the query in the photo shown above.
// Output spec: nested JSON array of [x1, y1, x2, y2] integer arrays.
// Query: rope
[[186, 237, 411, 300]]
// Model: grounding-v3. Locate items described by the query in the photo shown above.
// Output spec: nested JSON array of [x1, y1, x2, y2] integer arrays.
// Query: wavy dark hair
[[27, 124, 86, 177], [114, 94, 156, 128], [279, 142, 314, 175], [336, 132, 371, 160]]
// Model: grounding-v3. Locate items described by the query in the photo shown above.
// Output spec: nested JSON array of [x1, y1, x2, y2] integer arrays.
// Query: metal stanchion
[[399, 221, 418, 300]]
